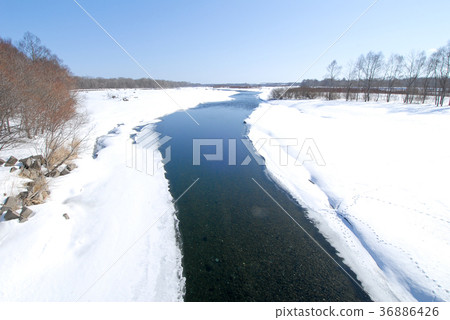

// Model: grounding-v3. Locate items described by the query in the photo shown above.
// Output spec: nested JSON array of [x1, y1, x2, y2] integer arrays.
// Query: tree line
[[75, 76, 196, 89], [0, 32, 86, 170], [271, 40, 450, 106]]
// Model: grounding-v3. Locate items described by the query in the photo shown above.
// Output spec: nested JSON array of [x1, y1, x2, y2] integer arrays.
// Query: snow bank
[[0, 87, 236, 301], [257, 87, 276, 100], [246, 99, 450, 302]]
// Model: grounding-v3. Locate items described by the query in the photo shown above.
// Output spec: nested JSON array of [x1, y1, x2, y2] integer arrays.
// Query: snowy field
[[0, 87, 236, 301], [247, 97, 450, 302]]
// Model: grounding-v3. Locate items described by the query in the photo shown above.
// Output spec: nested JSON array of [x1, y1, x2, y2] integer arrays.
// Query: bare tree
[[403, 51, 426, 103], [428, 52, 441, 105], [358, 51, 384, 102], [354, 57, 365, 101], [325, 60, 342, 100], [432, 42, 450, 106], [0, 38, 27, 149], [17, 32, 57, 62], [343, 60, 357, 101], [1, 32, 84, 160], [268, 88, 284, 100], [384, 54, 404, 102], [420, 56, 436, 103]]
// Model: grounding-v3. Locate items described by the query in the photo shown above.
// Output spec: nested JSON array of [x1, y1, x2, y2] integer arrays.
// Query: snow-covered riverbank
[[247, 98, 450, 302], [0, 87, 236, 301]]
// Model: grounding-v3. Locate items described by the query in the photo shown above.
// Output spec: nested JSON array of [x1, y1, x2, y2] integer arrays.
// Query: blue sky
[[1, 0, 449, 83]]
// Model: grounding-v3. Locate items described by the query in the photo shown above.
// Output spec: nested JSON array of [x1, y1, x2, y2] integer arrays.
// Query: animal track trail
[[360, 195, 450, 225], [334, 195, 449, 299]]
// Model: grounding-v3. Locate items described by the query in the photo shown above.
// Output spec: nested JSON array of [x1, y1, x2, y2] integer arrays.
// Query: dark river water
[[155, 90, 371, 302]]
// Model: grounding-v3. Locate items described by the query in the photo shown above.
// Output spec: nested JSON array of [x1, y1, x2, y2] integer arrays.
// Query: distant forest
[[74, 76, 198, 89]]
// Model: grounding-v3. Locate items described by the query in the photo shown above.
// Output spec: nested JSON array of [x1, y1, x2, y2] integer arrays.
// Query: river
[[155, 90, 371, 301]]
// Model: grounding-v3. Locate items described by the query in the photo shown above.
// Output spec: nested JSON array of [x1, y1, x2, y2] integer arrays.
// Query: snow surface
[[0, 87, 236, 301], [246, 98, 450, 302]]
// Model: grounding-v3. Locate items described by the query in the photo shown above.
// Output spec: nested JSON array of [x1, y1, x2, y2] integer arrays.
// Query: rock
[[18, 191, 29, 200], [45, 170, 60, 178], [32, 155, 44, 164], [10, 167, 18, 173], [0, 158, 5, 166], [4, 156, 17, 167], [4, 209, 20, 221], [20, 157, 33, 168], [123, 97, 129, 101], [2, 196, 18, 211], [20, 156, 44, 169], [19, 206, 34, 223], [66, 163, 78, 171], [60, 168, 70, 176], [63, 213, 70, 220], [21, 168, 39, 180], [30, 160, 41, 171]]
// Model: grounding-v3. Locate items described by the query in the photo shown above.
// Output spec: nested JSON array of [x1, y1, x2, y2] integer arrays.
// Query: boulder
[[29, 160, 42, 171], [63, 213, 70, 220], [19, 206, 34, 223], [10, 167, 18, 173], [66, 163, 78, 171], [4, 209, 20, 221], [2, 196, 18, 211], [45, 170, 60, 178], [20, 157, 33, 168], [4, 156, 17, 167], [60, 168, 70, 176], [32, 155, 44, 164], [0, 158, 5, 166], [18, 191, 29, 200]]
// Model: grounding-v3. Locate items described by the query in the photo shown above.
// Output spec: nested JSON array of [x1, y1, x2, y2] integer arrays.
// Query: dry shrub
[[42, 111, 90, 173], [24, 176, 49, 205], [46, 138, 80, 170]]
